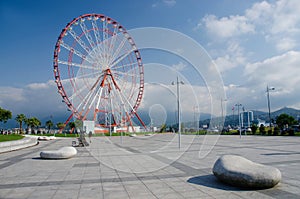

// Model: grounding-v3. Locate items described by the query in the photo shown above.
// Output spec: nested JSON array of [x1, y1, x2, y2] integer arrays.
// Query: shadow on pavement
[[187, 174, 242, 191]]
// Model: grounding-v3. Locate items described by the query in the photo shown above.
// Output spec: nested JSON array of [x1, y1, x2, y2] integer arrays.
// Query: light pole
[[266, 86, 275, 127], [235, 103, 242, 138], [221, 98, 227, 130], [194, 106, 198, 134], [172, 76, 184, 149]]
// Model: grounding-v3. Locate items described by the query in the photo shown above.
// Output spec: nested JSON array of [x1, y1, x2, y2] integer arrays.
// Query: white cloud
[[163, 0, 176, 7], [26, 81, 54, 90], [241, 50, 300, 110], [245, 50, 300, 84], [269, 0, 300, 34], [172, 61, 187, 71], [275, 37, 297, 52], [213, 41, 247, 72], [0, 81, 66, 119], [202, 14, 255, 39], [201, 0, 300, 52]]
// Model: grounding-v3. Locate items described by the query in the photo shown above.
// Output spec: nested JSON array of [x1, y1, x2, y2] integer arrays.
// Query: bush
[[288, 129, 295, 136], [250, 124, 258, 135], [267, 129, 272, 136], [273, 126, 280, 136], [259, 124, 266, 135]]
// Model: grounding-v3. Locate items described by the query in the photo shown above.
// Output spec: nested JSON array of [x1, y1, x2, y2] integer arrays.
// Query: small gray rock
[[213, 155, 281, 189], [40, 147, 77, 159]]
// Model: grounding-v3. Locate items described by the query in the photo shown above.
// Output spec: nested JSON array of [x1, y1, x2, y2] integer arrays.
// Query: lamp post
[[266, 86, 275, 127], [172, 76, 184, 149], [194, 106, 198, 134], [235, 103, 242, 138], [221, 98, 227, 130]]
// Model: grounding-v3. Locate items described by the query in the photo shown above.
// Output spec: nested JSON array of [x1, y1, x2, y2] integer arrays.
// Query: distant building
[[240, 111, 254, 127], [253, 118, 266, 127]]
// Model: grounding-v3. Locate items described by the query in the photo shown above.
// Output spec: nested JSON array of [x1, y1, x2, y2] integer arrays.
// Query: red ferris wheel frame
[[53, 13, 146, 130]]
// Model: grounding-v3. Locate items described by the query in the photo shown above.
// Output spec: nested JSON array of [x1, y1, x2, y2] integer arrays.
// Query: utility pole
[[266, 86, 275, 127], [172, 76, 184, 149], [235, 103, 242, 138]]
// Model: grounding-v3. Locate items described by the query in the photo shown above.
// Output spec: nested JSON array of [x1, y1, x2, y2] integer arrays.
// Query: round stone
[[40, 147, 77, 159], [213, 155, 281, 189]]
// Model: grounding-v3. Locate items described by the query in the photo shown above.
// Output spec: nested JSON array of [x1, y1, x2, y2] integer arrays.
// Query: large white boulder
[[213, 155, 281, 189], [40, 147, 77, 159]]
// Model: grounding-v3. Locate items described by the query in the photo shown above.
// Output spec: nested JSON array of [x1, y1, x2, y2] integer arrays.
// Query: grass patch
[[31, 133, 79, 138], [0, 134, 24, 142]]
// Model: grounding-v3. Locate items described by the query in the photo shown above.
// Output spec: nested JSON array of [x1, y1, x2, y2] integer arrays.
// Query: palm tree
[[69, 122, 76, 134], [15, 114, 26, 134], [26, 117, 41, 134], [45, 120, 54, 133], [56, 122, 65, 132]]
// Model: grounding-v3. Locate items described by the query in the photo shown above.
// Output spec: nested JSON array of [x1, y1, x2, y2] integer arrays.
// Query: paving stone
[[0, 135, 300, 198]]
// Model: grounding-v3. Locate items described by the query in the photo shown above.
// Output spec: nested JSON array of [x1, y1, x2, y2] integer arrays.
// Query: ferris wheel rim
[[53, 13, 145, 127]]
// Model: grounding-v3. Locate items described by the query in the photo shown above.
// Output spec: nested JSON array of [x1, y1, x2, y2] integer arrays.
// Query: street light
[[194, 106, 198, 134], [235, 103, 242, 138], [221, 98, 227, 130], [172, 76, 184, 149], [266, 86, 275, 127]]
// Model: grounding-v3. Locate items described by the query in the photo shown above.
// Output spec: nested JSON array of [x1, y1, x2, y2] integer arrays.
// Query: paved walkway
[[0, 134, 300, 199]]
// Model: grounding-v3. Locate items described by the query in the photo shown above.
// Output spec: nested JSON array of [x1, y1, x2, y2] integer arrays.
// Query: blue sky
[[1, 0, 300, 127]]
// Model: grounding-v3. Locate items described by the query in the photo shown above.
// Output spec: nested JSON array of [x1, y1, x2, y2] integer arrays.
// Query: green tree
[[69, 122, 76, 133], [259, 124, 266, 135], [56, 122, 65, 130], [276, 114, 297, 129], [45, 120, 54, 132], [26, 117, 41, 134], [250, 124, 258, 135], [0, 107, 12, 125], [15, 114, 27, 134], [160, 123, 167, 133], [74, 119, 83, 130]]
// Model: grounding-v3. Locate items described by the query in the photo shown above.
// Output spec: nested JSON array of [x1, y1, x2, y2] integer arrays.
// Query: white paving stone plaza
[[1, 134, 300, 199]]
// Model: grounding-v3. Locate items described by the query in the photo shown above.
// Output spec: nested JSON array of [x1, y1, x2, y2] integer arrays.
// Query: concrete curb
[[0, 136, 39, 153]]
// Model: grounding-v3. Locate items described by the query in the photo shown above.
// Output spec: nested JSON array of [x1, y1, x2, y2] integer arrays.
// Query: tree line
[[0, 107, 67, 134]]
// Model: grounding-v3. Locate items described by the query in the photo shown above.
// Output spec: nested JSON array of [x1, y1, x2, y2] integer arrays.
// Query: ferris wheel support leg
[[125, 112, 135, 132], [134, 112, 148, 131], [58, 113, 74, 133]]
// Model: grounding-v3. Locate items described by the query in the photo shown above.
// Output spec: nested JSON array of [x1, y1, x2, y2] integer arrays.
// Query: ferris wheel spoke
[[75, 75, 102, 111], [102, 19, 108, 59], [112, 70, 137, 78], [109, 36, 127, 66], [58, 60, 95, 70], [80, 84, 99, 111], [80, 20, 96, 48], [107, 27, 118, 64], [110, 49, 134, 69], [92, 19, 106, 60], [109, 83, 125, 125], [59, 71, 101, 85], [111, 62, 137, 70], [92, 19, 102, 45], [68, 29, 92, 56], [95, 87, 104, 110], [60, 41, 94, 64], [118, 88, 135, 112], [88, 84, 103, 109], [68, 86, 88, 101]]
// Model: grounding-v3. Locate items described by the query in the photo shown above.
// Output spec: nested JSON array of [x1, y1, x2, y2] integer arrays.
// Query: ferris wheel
[[53, 14, 146, 130]]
